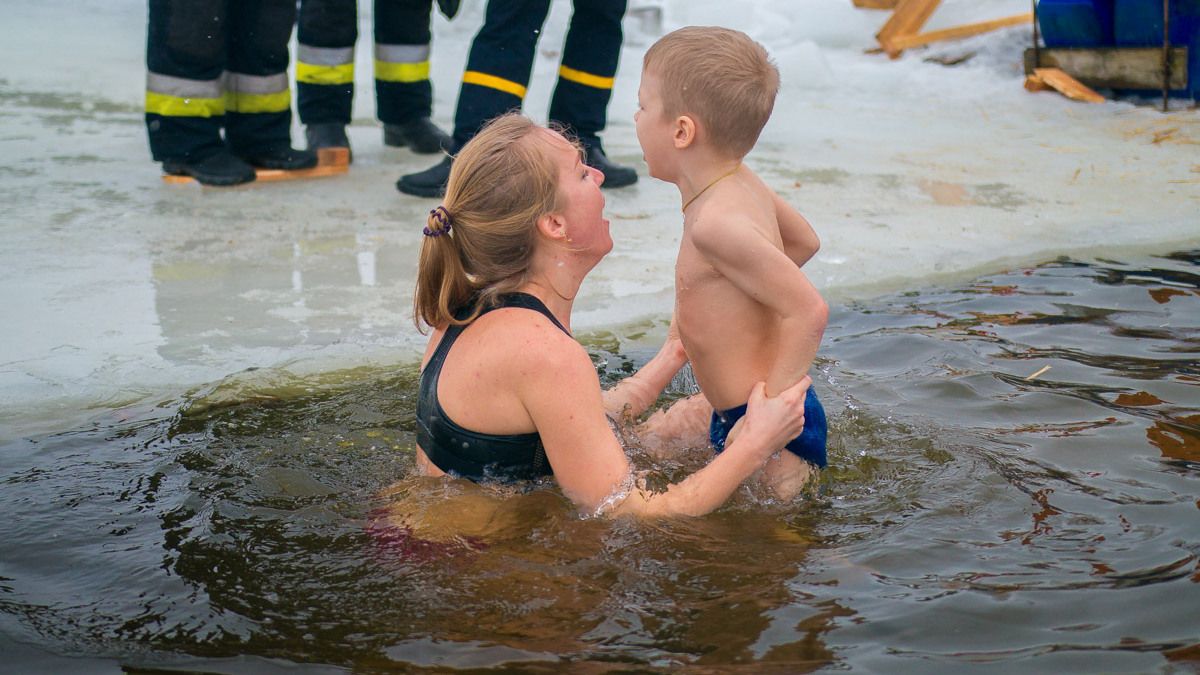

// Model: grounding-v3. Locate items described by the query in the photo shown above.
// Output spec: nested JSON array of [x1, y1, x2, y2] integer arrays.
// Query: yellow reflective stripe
[[145, 91, 224, 117], [297, 61, 354, 85], [558, 65, 614, 90], [462, 70, 526, 98], [224, 89, 292, 114], [375, 59, 430, 83]]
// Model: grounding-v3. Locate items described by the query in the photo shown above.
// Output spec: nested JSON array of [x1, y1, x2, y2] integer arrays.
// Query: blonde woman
[[412, 114, 811, 518]]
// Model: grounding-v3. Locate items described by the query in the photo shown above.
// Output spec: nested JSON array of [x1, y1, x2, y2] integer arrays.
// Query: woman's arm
[[518, 329, 810, 516]]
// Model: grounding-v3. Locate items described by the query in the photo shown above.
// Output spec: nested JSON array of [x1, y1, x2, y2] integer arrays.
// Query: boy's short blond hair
[[643, 26, 779, 158]]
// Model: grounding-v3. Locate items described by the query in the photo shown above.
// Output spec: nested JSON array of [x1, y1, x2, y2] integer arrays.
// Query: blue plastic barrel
[[1113, 0, 1200, 96], [1039, 0, 1115, 47], [1114, 0, 1199, 44]]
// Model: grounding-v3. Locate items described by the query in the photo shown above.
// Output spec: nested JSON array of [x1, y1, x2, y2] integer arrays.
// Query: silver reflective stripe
[[225, 71, 289, 94], [146, 72, 222, 98], [298, 44, 354, 66], [374, 43, 430, 64]]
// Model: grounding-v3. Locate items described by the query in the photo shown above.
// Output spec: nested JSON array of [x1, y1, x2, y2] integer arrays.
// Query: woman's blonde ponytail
[[413, 114, 561, 330]]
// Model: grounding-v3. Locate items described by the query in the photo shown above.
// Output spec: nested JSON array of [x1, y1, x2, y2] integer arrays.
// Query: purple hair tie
[[424, 205, 453, 237]]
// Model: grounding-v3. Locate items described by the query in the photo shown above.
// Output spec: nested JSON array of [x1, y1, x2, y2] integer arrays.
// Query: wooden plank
[[245, 162, 349, 183], [877, 0, 942, 47], [1023, 47, 1188, 90], [886, 12, 1032, 51], [1024, 73, 1052, 92], [853, 0, 899, 9], [162, 147, 350, 185], [1033, 67, 1106, 103], [316, 147, 351, 166]]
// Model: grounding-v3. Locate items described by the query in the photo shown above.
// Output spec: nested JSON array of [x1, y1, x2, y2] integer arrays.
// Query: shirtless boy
[[634, 26, 829, 498]]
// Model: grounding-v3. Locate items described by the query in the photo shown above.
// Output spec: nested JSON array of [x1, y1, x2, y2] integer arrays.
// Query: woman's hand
[[732, 376, 811, 463]]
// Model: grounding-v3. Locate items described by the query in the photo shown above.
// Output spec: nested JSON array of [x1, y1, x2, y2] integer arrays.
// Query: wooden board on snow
[[1028, 67, 1106, 103], [162, 147, 350, 185]]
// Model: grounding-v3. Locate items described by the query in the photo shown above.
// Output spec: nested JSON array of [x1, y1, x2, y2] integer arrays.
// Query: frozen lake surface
[[1, 0, 1197, 440]]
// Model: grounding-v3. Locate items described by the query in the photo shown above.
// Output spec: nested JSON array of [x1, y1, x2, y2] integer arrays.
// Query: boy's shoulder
[[688, 211, 764, 268], [689, 179, 771, 243]]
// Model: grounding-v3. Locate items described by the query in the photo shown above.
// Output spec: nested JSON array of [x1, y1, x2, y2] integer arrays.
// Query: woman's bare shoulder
[[475, 308, 589, 370], [468, 309, 599, 411]]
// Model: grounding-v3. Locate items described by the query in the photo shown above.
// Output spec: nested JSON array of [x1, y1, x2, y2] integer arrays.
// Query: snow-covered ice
[[0, 0, 1196, 440]]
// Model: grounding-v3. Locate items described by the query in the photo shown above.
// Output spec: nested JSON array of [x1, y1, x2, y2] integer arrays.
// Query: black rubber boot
[[163, 150, 256, 187], [238, 145, 319, 171], [384, 117, 453, 154], [584, 142, 638, 189], [396, 155, 452, 198], [305, 123, 351, 153]]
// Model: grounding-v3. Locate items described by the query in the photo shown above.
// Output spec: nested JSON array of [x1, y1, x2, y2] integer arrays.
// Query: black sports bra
[[415, 293, 570, 482]]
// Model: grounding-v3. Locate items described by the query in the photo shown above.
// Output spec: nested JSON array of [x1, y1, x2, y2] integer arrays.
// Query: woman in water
[[412, 114, 811, 517]]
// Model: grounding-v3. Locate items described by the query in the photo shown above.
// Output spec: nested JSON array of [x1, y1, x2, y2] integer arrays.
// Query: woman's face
[[543, 129, 612, 259]]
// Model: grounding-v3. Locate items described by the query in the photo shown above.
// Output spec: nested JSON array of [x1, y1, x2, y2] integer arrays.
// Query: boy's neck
[[675, 148, 744, 213]]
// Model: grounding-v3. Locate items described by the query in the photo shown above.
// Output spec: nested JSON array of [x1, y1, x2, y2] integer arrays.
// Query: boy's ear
[[673, 115, 696, 149]]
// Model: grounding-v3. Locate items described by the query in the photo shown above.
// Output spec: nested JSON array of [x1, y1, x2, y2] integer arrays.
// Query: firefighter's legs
[[296, 0, 356, 152], [226, 0, 315, 168], [451, 0, 551, 148], [549, 0, 636, 187], [376, 0, 452, 152], [146, 0, 257, 184]]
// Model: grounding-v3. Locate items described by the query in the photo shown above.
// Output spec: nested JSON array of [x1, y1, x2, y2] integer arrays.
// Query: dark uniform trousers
[[145, 0, 298, 162], [296, 0, 435, 127], [454, 0, 627, 148]]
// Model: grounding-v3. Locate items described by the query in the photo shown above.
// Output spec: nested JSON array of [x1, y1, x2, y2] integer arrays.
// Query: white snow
[[0, 0, 1196, 440]]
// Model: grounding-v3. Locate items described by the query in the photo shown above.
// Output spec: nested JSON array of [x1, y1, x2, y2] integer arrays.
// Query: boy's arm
[[601, 329, 688, 421], [692, 213, 829, 398], [773, 191, 820, 267]]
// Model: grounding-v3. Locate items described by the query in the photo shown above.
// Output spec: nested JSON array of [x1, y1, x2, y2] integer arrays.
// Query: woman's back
[[416, 293, 574, 482]]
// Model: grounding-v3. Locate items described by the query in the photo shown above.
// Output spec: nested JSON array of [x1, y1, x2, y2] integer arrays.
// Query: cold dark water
[[1, 251, 1197, 674]]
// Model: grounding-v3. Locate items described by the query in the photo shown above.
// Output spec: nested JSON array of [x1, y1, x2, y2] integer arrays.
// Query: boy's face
[[634, 67, 675, 182]]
